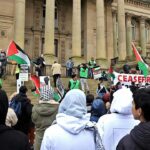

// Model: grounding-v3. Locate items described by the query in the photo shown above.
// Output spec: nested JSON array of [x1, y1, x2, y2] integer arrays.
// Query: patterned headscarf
[[40, 85, 54, 101]]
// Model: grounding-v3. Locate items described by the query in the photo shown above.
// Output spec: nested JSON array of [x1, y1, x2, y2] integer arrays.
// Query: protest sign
[[113, 72, 150, 85], [92, 66, 102, 79], [19, 64, 29, 81]]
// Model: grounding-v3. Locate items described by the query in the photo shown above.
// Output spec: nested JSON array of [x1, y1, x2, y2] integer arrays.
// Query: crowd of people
[[0, 73, 150, 150], [1, 52, 150, 150]]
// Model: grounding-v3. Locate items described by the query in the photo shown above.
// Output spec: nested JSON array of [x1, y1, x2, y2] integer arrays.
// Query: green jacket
[[32, 102, 59, 150], [80, 68, 88, 78], [69, 79, 80, 90]]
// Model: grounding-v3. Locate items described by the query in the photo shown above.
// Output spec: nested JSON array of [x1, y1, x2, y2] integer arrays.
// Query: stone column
[[44, 0, 55, 64], [140, 16, 146, 56], [112, 11, 118, 57], [126, 13, 132, 58], [106, 4, 114, 63], [14, 0, 25, 48], [96, 0, 106, 67], [117, 0, 126, 61], [72, 0, 82, 65]]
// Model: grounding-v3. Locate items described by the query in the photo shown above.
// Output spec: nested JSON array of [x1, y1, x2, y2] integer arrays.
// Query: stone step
[[2, 75, 101, 104]]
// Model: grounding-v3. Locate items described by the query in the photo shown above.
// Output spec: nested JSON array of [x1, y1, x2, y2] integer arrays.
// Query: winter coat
[[13, 92, 33, 134], [32, 101, 58, 150], [41, 113, 96, 150], [117, 122, 150, 150], [97, 87, 139, 150], [0, 124, 30, 150], [41, 89, 97, 150]]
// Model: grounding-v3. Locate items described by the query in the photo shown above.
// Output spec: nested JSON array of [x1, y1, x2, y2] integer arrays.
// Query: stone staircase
[[2, 75, 101, 104]]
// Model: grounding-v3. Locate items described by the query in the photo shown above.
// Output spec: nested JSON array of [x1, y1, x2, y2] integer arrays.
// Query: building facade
[[0, 0, 150, 68]]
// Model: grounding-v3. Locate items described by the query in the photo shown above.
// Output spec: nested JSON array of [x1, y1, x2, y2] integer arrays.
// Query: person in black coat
[[13, 86, 33, 135], [117, 88, 150, 150], [0, 89, 30, 150]]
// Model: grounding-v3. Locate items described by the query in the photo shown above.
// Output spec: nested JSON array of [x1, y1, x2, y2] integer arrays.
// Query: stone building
[[0, 0, 150, 68]]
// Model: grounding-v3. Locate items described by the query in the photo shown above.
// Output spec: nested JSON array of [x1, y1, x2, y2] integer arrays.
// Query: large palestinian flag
[[7, 41, 30, 66], [132, 42, 149, 77]]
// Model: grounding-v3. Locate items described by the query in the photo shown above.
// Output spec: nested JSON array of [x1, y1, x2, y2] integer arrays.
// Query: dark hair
[[133, 88, 150, 121], [0, 90, 8, 124], [44, 77, 49, 85], [19, 85, 28, 94], [86, 94, 94, 104], [71, 74, 76, 78]]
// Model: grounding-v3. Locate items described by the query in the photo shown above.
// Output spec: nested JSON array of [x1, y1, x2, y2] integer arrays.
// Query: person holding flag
[[132, 42, 149, 77]]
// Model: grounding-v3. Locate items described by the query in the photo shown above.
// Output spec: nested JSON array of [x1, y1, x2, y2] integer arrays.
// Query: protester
[[15, 64, 20, 80], [96, 77, 108, 99], [32, 87, 59, 150], [0, 50, 7, 79], [129, 81, 137, 94], [66, 57, 74, 77], [117, 88, 150, 150], [79, 63, 89, 93], [11, 86, 33, 135], [35, 54, 46, 76], [0, 89, 31, 150], [86, 94, 94, 113], [51, 61, 61, 87], [90, 98, 106, 122], [97, 87, 139, 150], [88, 57, 96, 78], [41, 89, 104, 150], [123, 63, 131, 74], [68, 74, 80, 90]]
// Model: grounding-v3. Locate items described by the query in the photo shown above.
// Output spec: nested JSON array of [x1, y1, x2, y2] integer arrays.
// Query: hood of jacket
[[58, 89, 87, 118], [33, 102, 58, 116], [110, 87, 133, 115], [57, 89, 89, 134], [91, 99, 106, 117], [56, 113, 90, 134], [131, 122, 150, 149]]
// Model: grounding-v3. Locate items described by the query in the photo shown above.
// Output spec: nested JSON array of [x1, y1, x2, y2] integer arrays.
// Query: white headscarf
[[110, 87, 133, 115], [58, 89, 87, 118]]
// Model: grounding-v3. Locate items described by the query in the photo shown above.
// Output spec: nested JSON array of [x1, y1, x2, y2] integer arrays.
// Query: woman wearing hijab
[[41, 89, 104, 150], [32, 87, 59, 150]]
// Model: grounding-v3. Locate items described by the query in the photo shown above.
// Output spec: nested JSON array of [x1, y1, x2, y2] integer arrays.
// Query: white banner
[[113, 72, 150, 85]]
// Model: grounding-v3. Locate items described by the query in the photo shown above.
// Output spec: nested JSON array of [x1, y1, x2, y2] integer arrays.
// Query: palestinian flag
[[6, 41, 30, 66], [30, 75, 40, 96], [131, 42, 149, 77], [108, 65, 115, 80]]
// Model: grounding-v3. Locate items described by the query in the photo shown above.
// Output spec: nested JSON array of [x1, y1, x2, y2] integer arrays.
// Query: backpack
[[9, 98, 22, 117]]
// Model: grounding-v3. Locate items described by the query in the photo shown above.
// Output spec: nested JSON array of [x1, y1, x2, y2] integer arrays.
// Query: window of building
[[42, 0, 58, 29], [131, 20, 136, 41], [54, 39, 58, 57], [55, 6, 58, 28]]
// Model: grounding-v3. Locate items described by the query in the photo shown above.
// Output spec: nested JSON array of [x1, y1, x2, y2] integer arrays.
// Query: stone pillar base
[[44, 54, 56, 65], [96, 58, 108, 69], [72, 56, 85, 67]]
